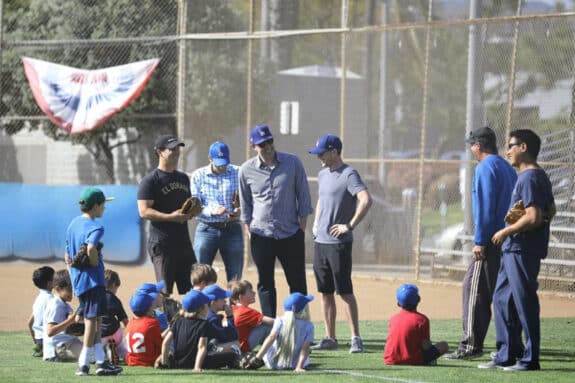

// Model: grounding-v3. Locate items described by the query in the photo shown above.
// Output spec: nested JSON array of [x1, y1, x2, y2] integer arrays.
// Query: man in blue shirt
[[480, 129, 555, 371], [191, 141, 243, 282], [446, 127, 516, 360], [239, 125, 313, 317]]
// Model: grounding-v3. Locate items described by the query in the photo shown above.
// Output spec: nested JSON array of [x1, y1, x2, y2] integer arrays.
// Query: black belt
[[200, 221, 240, 229]]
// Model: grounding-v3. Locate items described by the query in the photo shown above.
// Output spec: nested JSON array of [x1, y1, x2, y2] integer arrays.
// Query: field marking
[[324, 369, 431, 383]]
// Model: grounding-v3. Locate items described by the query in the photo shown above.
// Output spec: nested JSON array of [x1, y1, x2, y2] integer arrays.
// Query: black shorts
[[78, 286, 107, 319], [149, 237, 196, 295], [313, 242, 353, 295]]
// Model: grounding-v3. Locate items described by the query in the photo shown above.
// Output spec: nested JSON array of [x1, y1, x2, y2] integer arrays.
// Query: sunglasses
[[256, 139, 274, 148], [507, 142, 521, 150]]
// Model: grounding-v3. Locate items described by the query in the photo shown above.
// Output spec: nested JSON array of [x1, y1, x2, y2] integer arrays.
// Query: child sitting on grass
[[43, 269, 83, 362], [157, 290, 238, 371], [229, 279, 274, 352], [28, 266, 54, 357], [100, 269, 129, 364], [125, 281, 164, 367], [248, 293, 314, 372], [202, 284, 240, 354], [383, 284, 448, 366]]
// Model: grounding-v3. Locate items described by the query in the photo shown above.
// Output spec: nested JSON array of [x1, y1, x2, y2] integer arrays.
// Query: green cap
[[79, 187, 114, 208]]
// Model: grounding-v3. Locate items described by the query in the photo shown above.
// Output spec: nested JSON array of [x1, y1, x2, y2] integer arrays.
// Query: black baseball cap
[[466, 126, 496, 146], [154, 134, 184, 150]]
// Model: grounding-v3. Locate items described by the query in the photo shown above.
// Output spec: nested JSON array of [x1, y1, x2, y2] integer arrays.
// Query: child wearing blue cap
[[203, 285, 240, 354], [248, 293, 314, 372], [157, 289, 239, 371], [124, 281, 164, 367], [383, 284, 448, 365]]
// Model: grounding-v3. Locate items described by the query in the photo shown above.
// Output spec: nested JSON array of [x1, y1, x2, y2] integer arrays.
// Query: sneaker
[[478, 360, 508, 369], [32, 344, 43, 357], [349, 336, 364, 353], [310, 337, 338, 351], [503, 362, 540, 372], [95, 360, 123, 376], [75, 365, 90, 376], [490, 351, 498, 359], [444, 350, 483, 360]]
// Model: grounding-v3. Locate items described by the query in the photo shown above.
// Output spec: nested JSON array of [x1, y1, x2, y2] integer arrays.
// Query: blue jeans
[[193, 222, 244, 281]]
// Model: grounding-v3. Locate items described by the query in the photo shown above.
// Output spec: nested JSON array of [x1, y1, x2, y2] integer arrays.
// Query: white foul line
[[324, 369, 431, 383]]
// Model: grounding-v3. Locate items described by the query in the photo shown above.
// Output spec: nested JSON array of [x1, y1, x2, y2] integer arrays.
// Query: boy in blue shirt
[[65, 187, 122, 376]]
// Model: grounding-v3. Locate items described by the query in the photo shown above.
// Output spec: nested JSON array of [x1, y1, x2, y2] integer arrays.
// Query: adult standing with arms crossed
[[308, 135, 372, 353], [238, 125, 313, 317], [479, 129, 555, 371], [191, 141, 243, 282], [138, 135, 197, 297], [445, 127, 516, 360]]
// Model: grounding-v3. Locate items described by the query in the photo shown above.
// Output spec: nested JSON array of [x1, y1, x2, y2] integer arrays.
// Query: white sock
[[78, 346, 92, 367], [94, 343, 106, 364]]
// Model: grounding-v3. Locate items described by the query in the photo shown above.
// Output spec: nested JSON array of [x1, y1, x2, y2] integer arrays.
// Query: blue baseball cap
[[136, 280, 165, 295], [209, 141, 230, 167], [309, 134, 342, 155], [130, 291, 157, 317], [182, 290, 215, 312], [249, 125, 273, 145], [203, 284, 232, 300], [396, 284, 420, 307], [283, 292, 314, 313]]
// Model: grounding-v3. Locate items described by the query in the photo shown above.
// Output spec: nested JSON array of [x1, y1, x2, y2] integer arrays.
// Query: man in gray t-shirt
[[308, 135, 372, 354]]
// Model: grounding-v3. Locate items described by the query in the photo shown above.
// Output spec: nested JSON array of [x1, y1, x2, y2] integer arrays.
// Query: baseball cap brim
[[309, 146, 327, 155], [212, 157, 230, 167]]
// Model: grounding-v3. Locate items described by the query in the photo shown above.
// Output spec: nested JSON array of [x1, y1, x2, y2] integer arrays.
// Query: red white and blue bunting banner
[[22, 57, 159, 134]]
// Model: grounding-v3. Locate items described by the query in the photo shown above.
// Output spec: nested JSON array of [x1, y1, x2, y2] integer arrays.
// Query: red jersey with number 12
[[125, 316, 162, 366]]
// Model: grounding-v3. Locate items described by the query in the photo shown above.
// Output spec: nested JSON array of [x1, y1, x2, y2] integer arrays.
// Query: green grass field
[[2, 318, 574, 383]]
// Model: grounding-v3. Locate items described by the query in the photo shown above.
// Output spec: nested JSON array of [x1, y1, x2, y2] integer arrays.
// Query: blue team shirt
[[502, 168, 554, 258], [66, 215, 106, 296]]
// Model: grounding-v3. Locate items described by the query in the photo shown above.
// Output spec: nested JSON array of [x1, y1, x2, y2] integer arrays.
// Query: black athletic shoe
[[95, 360, 122, 376]]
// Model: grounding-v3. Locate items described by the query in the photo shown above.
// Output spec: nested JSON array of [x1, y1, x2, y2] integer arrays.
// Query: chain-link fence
[[1, 0, 574, 290]]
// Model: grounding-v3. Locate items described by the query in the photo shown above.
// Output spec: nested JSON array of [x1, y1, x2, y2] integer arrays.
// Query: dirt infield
[[1, 261, 574, 332]]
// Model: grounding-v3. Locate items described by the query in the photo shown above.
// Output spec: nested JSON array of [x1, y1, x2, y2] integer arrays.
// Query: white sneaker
[[310, 337, 338, 350], [349, 336, 364, 353]]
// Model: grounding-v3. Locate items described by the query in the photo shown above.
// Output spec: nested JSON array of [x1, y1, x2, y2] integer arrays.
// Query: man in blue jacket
[[445, 127, 516, 360]]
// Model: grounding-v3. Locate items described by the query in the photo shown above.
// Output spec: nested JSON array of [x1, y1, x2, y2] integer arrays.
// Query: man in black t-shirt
[[138, 135, 197, 296]]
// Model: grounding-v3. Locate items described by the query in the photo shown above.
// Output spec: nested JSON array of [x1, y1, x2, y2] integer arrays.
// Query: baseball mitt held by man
[[239, 351, 264, 370], [504, 200, 525, 224], [180, 197, 202, 217]]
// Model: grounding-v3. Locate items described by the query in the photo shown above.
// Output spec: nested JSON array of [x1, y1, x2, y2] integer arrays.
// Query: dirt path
[[1, 261, 573, 332]]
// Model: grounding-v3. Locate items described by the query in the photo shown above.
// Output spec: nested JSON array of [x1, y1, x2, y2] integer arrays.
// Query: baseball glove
[[71, 244, 91, 269], [239, 352, 264, 370], [231, 191, 240, 209], [504, 200, 525, 224], [163, 297, 182, 324], [181, 196, 202, 217], [66, 322, 85, 336]]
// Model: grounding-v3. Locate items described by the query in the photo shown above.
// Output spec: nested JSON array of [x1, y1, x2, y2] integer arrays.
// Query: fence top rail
[[4, 10, 575, 48]]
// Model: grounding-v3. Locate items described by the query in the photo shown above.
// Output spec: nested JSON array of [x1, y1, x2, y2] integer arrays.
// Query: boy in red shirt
[[229, 280, 274, 352], [383, 284, 448, 365], [124, 281, 163, 367]]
